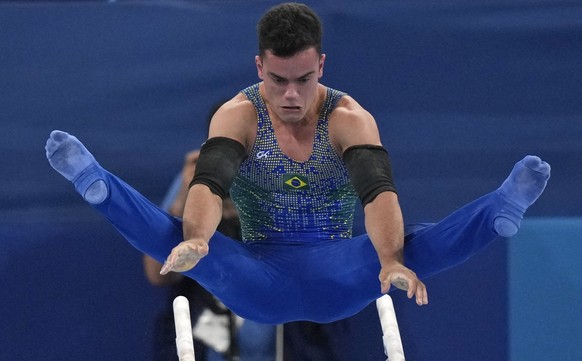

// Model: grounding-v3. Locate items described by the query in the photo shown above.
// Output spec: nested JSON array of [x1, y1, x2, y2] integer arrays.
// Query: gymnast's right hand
[[160, 239, 209, 275]]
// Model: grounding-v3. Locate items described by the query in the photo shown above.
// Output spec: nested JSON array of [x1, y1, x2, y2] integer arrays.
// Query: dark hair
[[257, 2, 323, 58]]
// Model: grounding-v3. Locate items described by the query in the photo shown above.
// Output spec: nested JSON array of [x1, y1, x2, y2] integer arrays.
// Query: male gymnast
[[45, 3, 550, 324]]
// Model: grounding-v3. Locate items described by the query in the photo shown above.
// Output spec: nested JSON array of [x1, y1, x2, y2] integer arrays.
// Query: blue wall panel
[[509, 218, 582, 361], [1, 1, 581, 360]]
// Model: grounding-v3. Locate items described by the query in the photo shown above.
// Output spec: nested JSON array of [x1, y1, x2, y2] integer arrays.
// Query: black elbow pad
[[189, 137, 247, 198], [343, 145, 397, 206]]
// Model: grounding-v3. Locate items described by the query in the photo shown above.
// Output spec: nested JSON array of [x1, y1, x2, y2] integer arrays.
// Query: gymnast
[[45, 2, 550, 324]]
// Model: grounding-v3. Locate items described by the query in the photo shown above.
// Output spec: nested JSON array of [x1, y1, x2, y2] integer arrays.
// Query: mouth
[[282, 106, 301, 112]]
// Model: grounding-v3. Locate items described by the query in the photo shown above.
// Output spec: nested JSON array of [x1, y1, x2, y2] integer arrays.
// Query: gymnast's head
[[255, 3, 326, 125], [257, 2, 323, 58]]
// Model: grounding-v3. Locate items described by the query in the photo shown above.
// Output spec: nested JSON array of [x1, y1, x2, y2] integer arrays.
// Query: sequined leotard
[[231, 84, 357, 243]]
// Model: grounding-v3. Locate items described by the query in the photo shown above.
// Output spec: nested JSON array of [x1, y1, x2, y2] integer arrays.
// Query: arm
[[168, 150, 200, 217], [160, 95, 256, 274], [365, 192, 426, 302], [144, 151, 200, 285], [330, 97, 428, 305]]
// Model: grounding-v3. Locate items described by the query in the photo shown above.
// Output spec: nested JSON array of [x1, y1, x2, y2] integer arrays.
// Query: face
[[256, 47, 325, 124]]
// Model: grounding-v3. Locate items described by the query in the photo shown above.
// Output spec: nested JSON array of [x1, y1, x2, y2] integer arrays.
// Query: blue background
[[1, 0, 581, 360]]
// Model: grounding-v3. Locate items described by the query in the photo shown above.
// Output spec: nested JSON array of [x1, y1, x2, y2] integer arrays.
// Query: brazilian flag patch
[[283, 174, 310, 190]]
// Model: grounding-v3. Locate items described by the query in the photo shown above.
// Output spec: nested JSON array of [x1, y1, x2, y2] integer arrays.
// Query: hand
[[379, 262, 428, 306], [160, 239, 209, 275]]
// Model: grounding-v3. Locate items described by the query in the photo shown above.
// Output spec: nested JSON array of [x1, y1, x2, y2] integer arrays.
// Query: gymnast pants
[[81, 166, 501, 324]]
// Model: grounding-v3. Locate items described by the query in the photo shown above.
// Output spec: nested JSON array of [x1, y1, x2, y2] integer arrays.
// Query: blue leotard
[[231, 84, 356, 243]]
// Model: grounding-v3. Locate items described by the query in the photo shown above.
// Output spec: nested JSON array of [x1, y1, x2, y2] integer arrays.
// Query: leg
[[46, 131, 294, 323], [297, 155, 551, 322], [46, 130, 182, 262], [404, 155, 550, 279]]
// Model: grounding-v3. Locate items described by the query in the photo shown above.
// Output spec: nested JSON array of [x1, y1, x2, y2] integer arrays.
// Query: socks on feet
[[46, 130, 108, 204], [493, 155, 551, 237]]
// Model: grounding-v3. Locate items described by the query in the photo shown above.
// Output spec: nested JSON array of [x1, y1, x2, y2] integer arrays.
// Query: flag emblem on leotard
[[283, 174, 309, 190]]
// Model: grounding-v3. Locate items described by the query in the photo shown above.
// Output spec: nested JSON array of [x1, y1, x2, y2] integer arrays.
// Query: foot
[[494, 155, 551, 237], [160, 239, 209, 275], [46, 130, 108, 204]]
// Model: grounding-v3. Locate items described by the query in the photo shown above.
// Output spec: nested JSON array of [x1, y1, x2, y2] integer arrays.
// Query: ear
[[318, 53, 326, 78], [255, 55, 264, 80]]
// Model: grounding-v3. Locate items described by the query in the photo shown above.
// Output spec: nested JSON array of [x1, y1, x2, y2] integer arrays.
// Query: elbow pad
[[343, 145, 397, 206], [189, 137, 247, 199]]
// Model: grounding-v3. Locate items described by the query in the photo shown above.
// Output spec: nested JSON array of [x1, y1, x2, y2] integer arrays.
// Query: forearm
[[168, 185, 189, 217], [364, 191, 405, 266], [366, 192, 428, 303], [182, 184, 224, 242]]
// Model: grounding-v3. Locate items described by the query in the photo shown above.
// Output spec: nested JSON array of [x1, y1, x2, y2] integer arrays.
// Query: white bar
[[173, 296, 196, 361], [376, 295, 405, 361]]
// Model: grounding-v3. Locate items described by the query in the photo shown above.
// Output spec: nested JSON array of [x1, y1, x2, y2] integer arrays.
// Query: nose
[[284, 83, 299, 99]]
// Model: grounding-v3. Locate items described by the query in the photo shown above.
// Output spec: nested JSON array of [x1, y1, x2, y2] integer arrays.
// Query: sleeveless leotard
[[231, 83, 358, 243]]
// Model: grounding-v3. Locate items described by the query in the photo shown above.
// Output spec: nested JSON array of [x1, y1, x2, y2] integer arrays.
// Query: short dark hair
[[257, 2, 323, 58]]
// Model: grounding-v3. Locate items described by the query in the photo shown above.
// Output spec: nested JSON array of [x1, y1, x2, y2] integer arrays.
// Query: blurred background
[[1, 0, 581, 360]]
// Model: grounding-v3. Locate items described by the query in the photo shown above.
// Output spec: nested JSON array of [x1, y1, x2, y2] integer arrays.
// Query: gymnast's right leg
[[45, 130, 182, 262], [45, 130, 293, 323]]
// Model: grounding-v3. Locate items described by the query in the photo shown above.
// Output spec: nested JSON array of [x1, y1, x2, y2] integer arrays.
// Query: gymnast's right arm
[[183, 136, 247, 243], [160, 98, 253, 275]]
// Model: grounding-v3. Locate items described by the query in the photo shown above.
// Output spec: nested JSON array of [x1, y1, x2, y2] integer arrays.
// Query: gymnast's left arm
[[364, 192, 427, 305], [330, 98, 428, 306]]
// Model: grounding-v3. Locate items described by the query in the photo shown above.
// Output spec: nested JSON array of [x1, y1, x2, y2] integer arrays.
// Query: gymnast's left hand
[[160, 239, 209, 275], [379, 262, 428, 306]]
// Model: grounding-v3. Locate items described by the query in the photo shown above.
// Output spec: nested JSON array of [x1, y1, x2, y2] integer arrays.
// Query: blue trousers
[[85, 167, 500, 324]]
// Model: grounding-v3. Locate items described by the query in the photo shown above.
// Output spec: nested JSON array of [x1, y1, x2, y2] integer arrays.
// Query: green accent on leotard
[[230, 84, 358, 243]]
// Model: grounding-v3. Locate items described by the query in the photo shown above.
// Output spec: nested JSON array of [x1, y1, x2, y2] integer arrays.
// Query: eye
[[299, 78, 310, 83], [270, 75, 286, 84]]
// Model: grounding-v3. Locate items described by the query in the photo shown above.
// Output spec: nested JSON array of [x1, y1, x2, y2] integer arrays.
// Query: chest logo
[[256, 150, 271, 159], [283, 174, 310, 190]]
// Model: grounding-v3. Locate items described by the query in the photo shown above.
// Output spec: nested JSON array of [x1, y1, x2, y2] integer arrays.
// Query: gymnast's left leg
[[403, 155, 551, 280], [304, 155, 551, 322]]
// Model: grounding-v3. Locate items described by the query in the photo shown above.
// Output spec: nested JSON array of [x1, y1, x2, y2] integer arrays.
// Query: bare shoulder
[[208, 93, 257, 151], [329, 95, 381, 154]]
